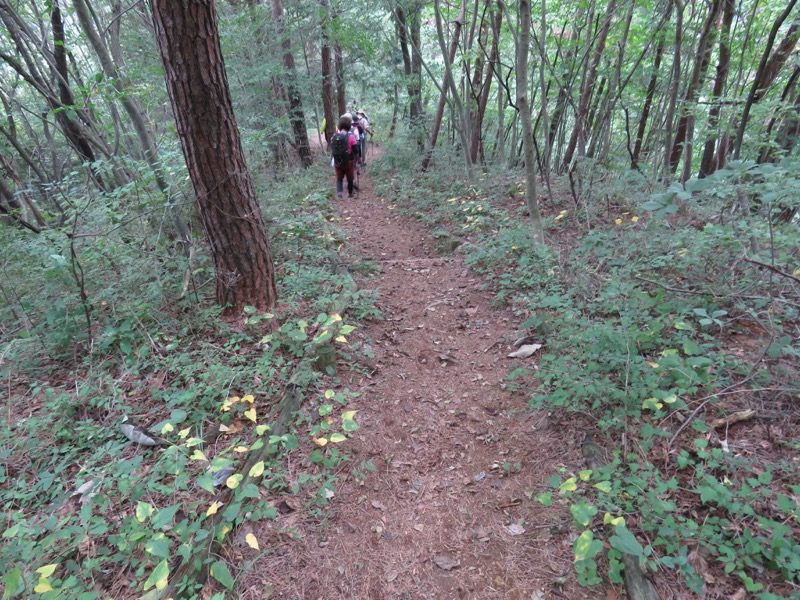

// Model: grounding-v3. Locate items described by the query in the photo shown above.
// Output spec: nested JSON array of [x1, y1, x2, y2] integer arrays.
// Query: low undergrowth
[[0, 159, 380, 598], [375, 144, 800, 598]]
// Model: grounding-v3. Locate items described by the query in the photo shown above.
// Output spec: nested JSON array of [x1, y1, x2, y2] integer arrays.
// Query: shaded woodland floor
[[241, 152, 606, 599]]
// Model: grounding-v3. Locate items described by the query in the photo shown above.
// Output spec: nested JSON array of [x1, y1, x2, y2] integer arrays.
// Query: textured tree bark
[[151, 0, 277, 313]]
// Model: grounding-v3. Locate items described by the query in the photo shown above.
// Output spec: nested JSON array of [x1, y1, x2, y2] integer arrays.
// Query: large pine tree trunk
[[151, 0, 277, 314]]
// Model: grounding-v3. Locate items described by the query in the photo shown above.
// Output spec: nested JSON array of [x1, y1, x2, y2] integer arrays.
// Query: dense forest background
[[0, 0, 798, 598]]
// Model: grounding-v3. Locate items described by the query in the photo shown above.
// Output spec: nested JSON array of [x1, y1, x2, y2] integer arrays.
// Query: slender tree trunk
[[151, 0, 277, 313], [320, 0, 335, 148], [632, 35, 666, 169], [421, 0, 465, 171], [73, 0, 191, 245], [517, 0, 544, 244], [733, 2, 800, 158], [663, 0, 683, 180], [271, 0, 312, 167], [434, 0, 474, 179], [669, 0, 723, 179], [334, 40, 346, 116], [699, 0, 735, 176], [562, 0, 618, 168]]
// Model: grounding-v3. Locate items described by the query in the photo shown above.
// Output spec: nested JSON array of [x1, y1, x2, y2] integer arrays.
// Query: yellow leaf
[[245, 533, 260, 550], [36, 564, 58, 578], [330, 313, 342, 322], [234, 446, 248, 453], [329, 433, 347, 443], [559, 477, 578, 494], [190, 449, 208, 462], [648, 361, 659, 368], [313, 437, 328, 446], [335, 335, 347, 343], [226, 474, 242, 489], [249, 461, 265, 477], [614, 218, 622, 225], [206, 501, 222, 516], [34, 580, 54, 593], [244, 407, 257, 422], [242, 394, 255, 403], [256, 424, 270, 435], [631, 216, 639, 223], [161, 422, 174, 434], [342, 410, 358, 420], [178, 427, 191, 439], [184, 437, 204, 447], [218, 424, 231, 433], [324, 390, 335, 399]]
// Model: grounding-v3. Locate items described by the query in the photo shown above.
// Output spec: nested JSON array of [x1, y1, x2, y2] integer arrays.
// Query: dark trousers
[[334, 159, 355, 196]]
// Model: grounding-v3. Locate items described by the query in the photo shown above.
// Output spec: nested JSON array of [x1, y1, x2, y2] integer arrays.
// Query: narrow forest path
[[250, 153, 600, 599]]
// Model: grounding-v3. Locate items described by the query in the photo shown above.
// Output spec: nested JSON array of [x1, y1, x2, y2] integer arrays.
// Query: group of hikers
[[329, 108, 373, 199]]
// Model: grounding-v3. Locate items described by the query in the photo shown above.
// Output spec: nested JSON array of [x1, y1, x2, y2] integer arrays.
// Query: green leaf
[[570, 502, 598, 527], [609, 525, 644, 557], [593, 481, 612, 493], [145, 533, 171, 558], [210, 561, 235, 590], [574, 529, 604, 561], [136, 501, 155, 522], [2, 524, 19, 539], [143, 559, 169, 591], [2, 568, 22, 598], [536, 491, 553, 506], [152, 504, 180, 529], [170, 409, 188, 423], [342, 417, 359, 432]]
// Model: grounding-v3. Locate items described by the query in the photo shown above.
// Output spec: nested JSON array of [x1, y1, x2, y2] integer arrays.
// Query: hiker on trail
[[320, 116, 329, 145], [354, 110, 373, 166], [331, 115, 361, 199]]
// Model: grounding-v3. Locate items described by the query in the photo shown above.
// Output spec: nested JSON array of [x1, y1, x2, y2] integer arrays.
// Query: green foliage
[[379, 140, 798, 595]]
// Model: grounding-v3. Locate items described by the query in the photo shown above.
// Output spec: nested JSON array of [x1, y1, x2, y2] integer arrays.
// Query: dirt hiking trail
[[248, 151, 602, 599]]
